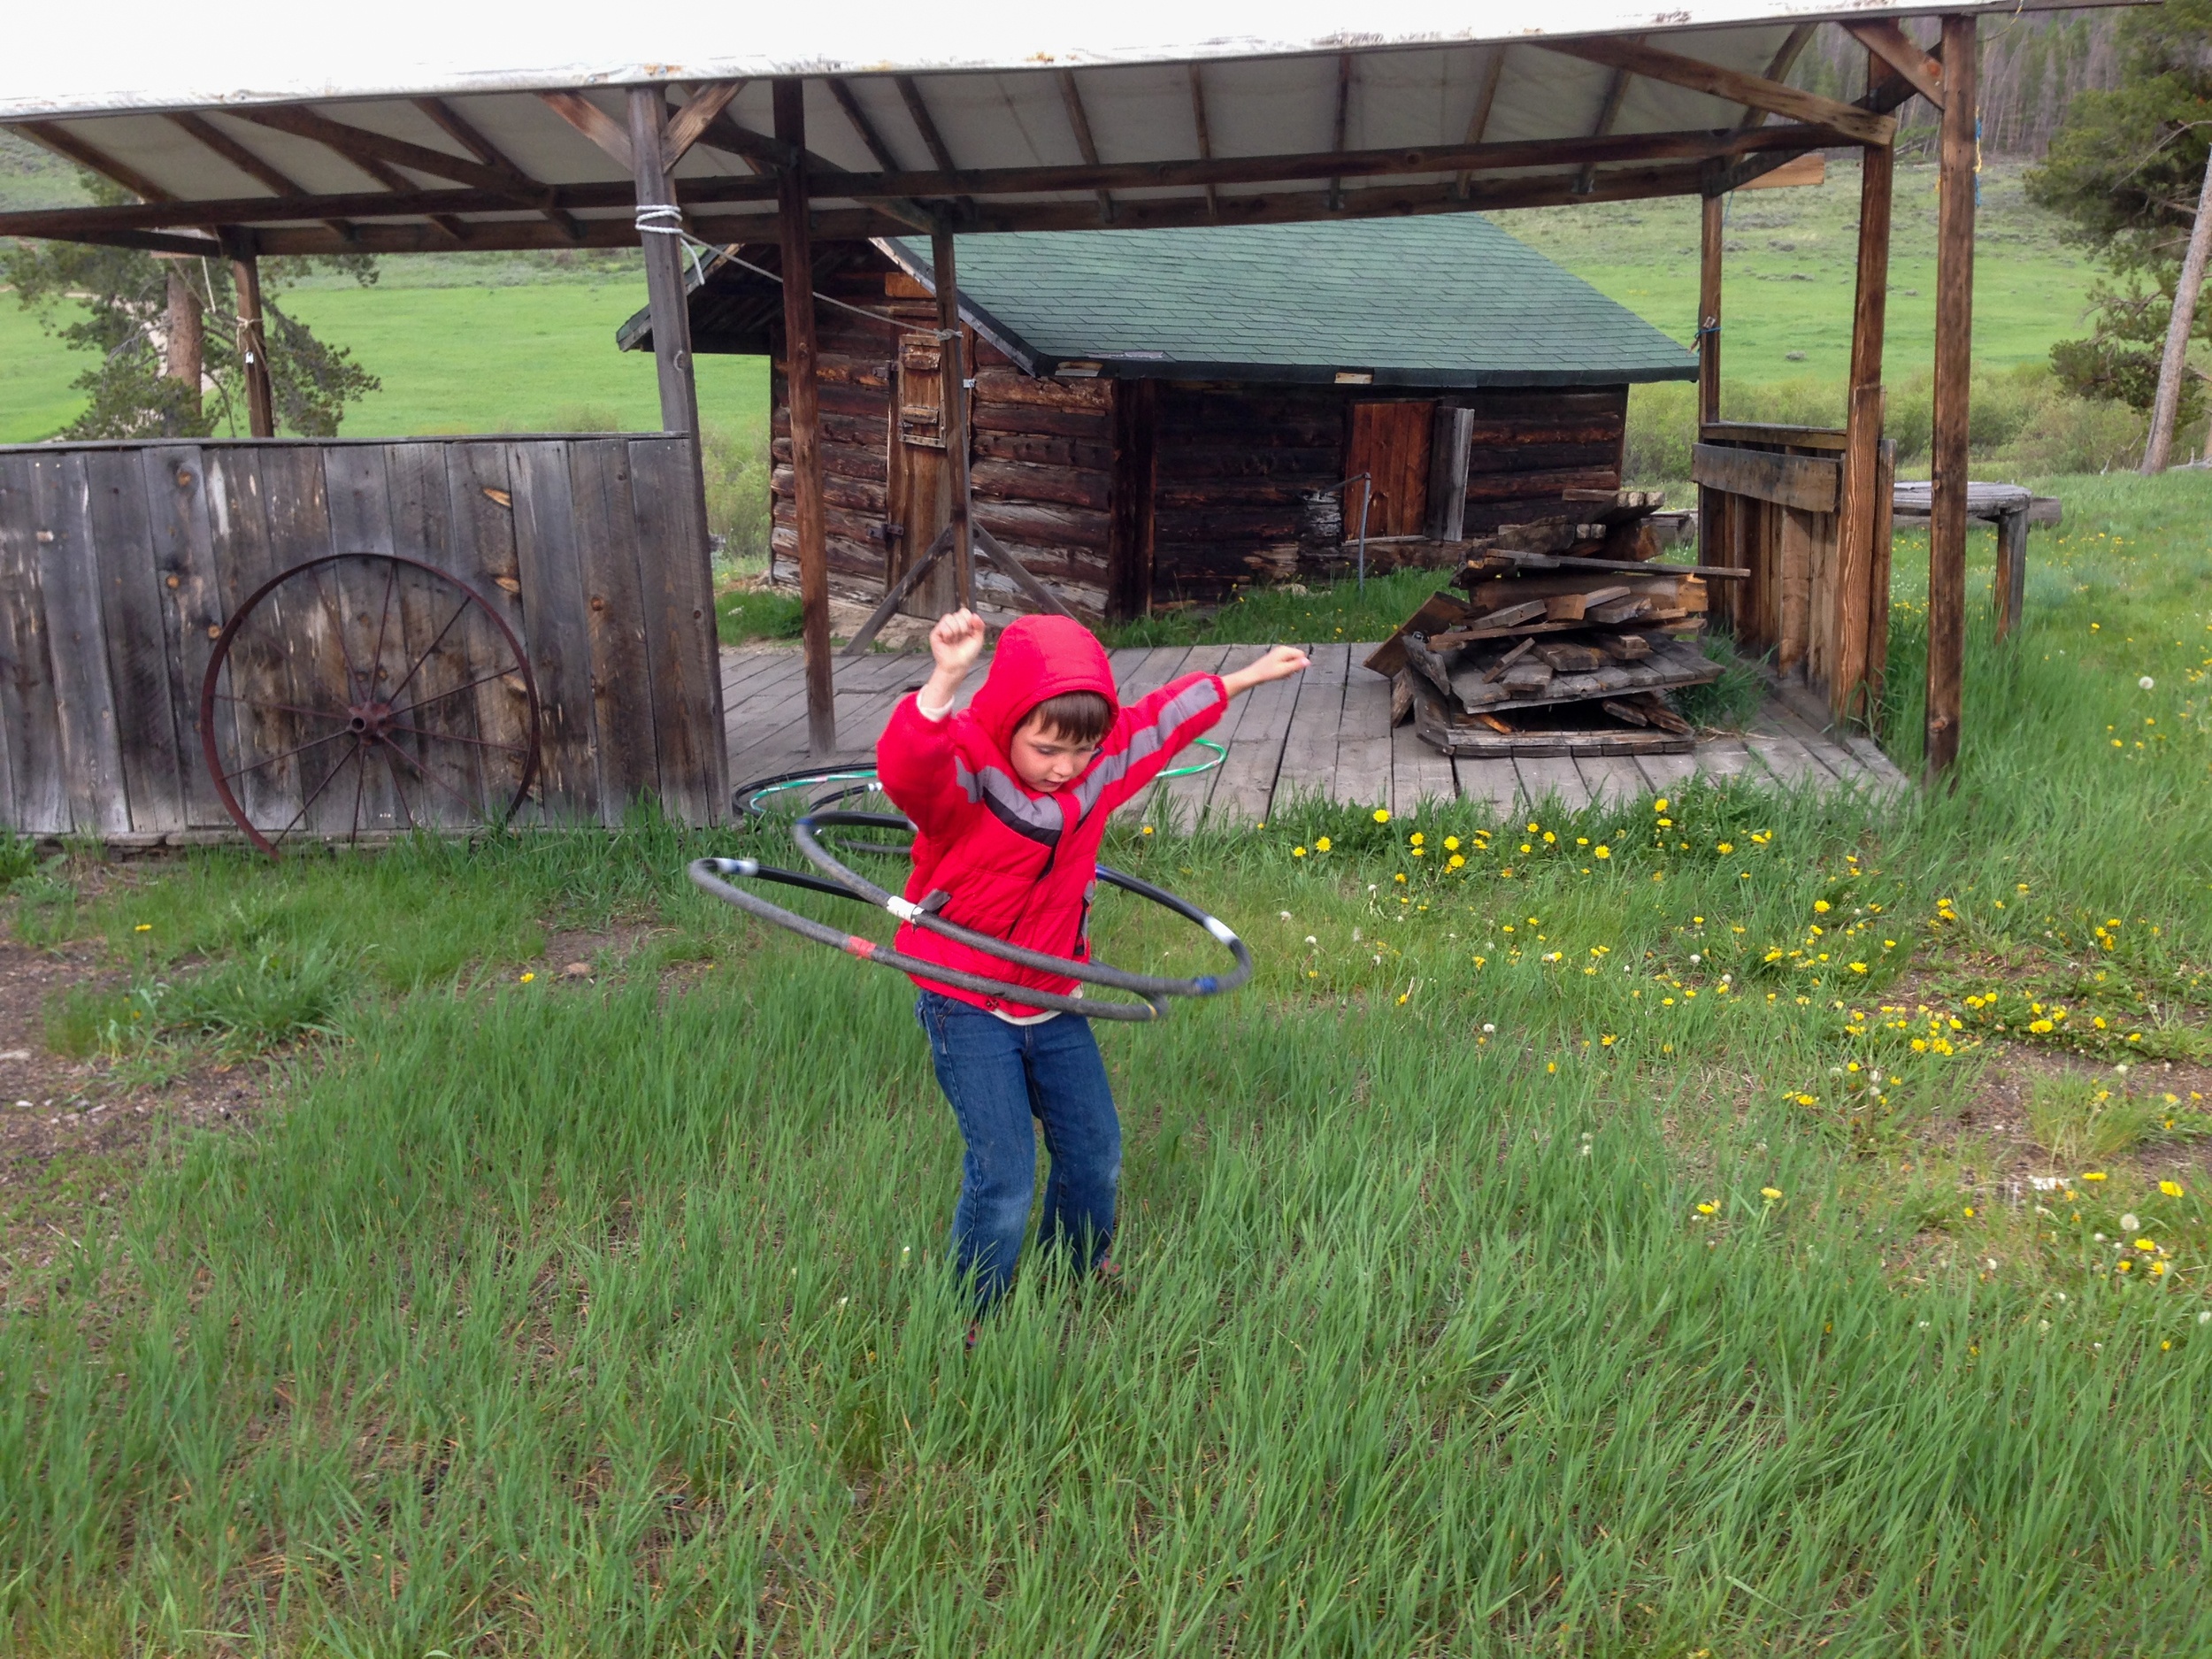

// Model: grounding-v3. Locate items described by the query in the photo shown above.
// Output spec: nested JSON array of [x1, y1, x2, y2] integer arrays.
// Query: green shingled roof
[[884, 217, 1695, 388]]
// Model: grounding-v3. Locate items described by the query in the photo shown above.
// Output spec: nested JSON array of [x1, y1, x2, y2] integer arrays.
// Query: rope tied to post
[[628, 206, 958, 340]]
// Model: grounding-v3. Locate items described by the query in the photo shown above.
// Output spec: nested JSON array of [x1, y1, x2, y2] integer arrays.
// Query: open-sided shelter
[[0, 0, 2066, 839], [619, 219, 1698, 623]]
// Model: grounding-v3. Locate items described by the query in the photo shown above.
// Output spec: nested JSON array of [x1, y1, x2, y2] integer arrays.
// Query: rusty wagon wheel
[[199, 551, 542, 856]]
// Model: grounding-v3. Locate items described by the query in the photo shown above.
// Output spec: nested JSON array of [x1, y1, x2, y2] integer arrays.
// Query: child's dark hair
[[1021, 690, 1113, 746]]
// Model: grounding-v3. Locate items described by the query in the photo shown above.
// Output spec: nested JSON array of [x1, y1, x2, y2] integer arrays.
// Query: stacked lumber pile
[[1363, 490, 1724, 757]]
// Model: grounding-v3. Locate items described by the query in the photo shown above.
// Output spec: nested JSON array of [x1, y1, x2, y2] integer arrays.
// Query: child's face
[[1009, 715, 1102, 792]]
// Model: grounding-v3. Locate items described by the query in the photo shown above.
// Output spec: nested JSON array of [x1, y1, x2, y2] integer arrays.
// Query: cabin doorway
[[1345, 401, 1434, 538], [886, 327, 973, 619]]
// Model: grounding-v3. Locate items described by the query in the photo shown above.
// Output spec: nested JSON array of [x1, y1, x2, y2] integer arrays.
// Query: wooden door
[[886, 331, 951, 618], [1345, 401, 1434, 539]]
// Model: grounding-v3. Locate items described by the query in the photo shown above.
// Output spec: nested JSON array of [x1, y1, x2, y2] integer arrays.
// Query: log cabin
[[621, 216, 1695, 624]]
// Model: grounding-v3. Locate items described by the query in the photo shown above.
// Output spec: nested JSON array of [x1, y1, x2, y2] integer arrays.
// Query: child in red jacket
[[879, 609, 1307, 1317]]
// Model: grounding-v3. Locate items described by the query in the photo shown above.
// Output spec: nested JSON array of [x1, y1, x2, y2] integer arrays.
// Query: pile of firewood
[[1364, 490, 1727, 757]]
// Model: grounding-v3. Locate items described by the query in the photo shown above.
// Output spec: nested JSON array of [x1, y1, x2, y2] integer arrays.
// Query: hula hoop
[[732, 740, 1226, 820], [687, 810, 1252, 1023]]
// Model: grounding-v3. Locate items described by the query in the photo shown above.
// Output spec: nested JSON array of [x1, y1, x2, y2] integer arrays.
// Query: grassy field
[[2, 470, 2208, 1652], [1494, 157, 2094, 410]]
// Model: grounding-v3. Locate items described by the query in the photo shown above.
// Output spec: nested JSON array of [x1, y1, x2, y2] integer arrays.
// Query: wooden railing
[[1695, 421, 1893, 725]]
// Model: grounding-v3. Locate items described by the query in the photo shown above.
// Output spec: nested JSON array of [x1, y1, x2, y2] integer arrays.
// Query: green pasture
[[1496, 157, 2093, 411], [3, 470, 2210, 1653]]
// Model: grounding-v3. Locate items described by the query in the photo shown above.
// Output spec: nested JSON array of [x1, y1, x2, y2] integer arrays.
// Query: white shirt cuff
[[916, 695, 954, 721]]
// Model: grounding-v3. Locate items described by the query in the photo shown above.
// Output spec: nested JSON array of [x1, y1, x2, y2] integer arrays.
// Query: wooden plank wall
[[1698, 427, 1881, 711], [968, 347, 1115, 622], [0, 435, 723, 837]]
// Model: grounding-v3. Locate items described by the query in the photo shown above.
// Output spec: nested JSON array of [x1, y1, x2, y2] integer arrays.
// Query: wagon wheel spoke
[[272, 739, 363, 848], [382, 733, 484, 819], [309, 561, 367, 702], [367, 558, 400, 687], [383, 668, 514, 724], [384, 722, 526, 754], [219, 726, 350, 785], [384, 599, 474, 705], [348, 733, 370, 843], [213, 693, 350, 724], [381, 744, 418, 832]]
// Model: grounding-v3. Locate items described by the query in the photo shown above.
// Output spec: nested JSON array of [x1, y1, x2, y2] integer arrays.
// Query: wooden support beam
[[1844, 20, 1946, 109], [540, 89, 634, 173], [14, 142, 1850, 257], [627, 88, 700, 437], [664, 81, 746, 166], [220, 231, 275, 437], [1925, 13, 1978, 778], [1542, 36, 1895, 146], [934, 228, 973, 607], [1, 120, 1838, 243], [1056, 70, 1114, 224], [1455, 48, 1507, 199], [1832, 134, 1894, 725], [166, 111, 356, 240], [1328, 53, 1353, 211], [895, 76, 957, 173], [825, 77, 901, 170], [775, 80, 835, 758], [1187, 65, 1219, 220], [1577, 52, 1638, 195], [413, 96, 583, 241], [1738, 25, 1816, 131], [230, 104, 548, 204], [7, 120, 172, 202], [1698, 194, 1723, 427]]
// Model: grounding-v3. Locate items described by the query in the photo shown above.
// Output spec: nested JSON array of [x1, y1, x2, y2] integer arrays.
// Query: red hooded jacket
[[876, 615, 1227, 1016]]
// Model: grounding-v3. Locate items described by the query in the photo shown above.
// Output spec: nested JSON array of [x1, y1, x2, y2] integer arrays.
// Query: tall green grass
[[1, 473, 2208, 1653]]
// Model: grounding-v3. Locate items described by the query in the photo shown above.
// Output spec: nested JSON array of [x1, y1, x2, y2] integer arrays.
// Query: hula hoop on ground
[[688, 807, 1252, 1023]]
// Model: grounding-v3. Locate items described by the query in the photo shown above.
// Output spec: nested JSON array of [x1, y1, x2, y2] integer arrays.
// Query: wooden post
[[775, 79, 836, 756], [1698, 193, 1723, 428], [1832, 136, 1893, 724], [1696, 191, 1725, 580], [223, 234, 275, 437], [932, 227, 972, 609], [1925, 13, 1977, 778], [626, 88, 700, 437]]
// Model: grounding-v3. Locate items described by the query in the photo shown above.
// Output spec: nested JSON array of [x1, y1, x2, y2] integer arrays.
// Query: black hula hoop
[[687, 812, 1252, 1023]]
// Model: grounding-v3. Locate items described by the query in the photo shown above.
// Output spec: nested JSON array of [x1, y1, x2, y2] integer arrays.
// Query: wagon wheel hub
[[347, 699, 396, 741]]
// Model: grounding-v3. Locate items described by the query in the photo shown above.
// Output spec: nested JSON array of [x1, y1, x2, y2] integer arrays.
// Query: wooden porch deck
[[722, 642, 1907, 823]]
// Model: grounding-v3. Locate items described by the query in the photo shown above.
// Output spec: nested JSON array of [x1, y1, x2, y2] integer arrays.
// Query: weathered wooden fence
[[1695, 421, 1894, 722], [0, 434, 725, 841]]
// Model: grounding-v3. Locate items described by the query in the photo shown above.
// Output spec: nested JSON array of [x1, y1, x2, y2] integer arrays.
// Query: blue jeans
[[916, 991, 1122, 1310]]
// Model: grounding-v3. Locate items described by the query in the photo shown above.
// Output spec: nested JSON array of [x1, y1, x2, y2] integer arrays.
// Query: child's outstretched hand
[[930, 609, 987, 675], [1222, 645, 1311, 698]]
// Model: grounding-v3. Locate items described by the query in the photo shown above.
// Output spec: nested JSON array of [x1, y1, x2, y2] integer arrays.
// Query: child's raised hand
[[929, 609, 987, 675], [1221, 645, 1311, 698]]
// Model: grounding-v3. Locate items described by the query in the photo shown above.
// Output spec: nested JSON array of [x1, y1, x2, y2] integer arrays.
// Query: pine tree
[[2027, 0, 2212, 442], [2, 173, 383, 440]]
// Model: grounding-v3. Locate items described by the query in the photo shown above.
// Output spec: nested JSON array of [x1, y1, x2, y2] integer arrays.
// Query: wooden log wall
[[1457, 387, 1629, 532], [0, 434, 724, 839], [1150, 382, 1342, 600], [969, 342, 1114, 622], [768, 269, 899, 606]]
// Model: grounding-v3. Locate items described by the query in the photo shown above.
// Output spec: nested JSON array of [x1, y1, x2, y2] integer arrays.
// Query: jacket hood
[[964, 615, 1118, 756]]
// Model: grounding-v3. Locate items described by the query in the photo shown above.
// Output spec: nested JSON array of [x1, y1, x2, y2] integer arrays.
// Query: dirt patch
[[0, 936, 267, 1293]]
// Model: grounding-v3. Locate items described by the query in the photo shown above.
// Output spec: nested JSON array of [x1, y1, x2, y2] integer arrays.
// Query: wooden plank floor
[[724, 643, 1909, 824]]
